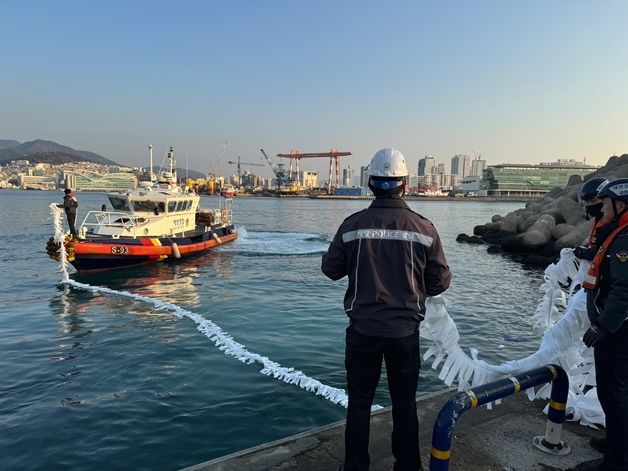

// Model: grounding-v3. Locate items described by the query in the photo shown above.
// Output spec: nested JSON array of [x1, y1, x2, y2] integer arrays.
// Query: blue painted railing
[[430, 364, 569, 470]]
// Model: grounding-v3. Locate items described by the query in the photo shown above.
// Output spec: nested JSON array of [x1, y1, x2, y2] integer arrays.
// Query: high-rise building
[[418, 155, 436, 176], [471, 156, 487, 178], [451, 154, 471, 178], [342, 165, 354, 187], [360, 166, 369, 187]]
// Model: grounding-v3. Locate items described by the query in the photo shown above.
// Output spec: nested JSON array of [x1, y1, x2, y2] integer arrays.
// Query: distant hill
[[0, 139, 21, 150], [0, 138, 213, 179], [0, 139, 119, 166]]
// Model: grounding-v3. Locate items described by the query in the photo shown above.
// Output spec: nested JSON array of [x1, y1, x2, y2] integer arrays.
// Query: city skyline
[[2, 1, 628, 177]]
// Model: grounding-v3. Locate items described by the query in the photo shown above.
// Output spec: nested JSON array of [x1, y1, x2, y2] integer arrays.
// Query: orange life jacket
[[588, 218, 607, 246], [583, 211, 628, 290]]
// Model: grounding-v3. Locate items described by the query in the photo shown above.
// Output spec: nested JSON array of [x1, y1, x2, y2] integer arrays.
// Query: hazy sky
[[2, 0, 628, 178]]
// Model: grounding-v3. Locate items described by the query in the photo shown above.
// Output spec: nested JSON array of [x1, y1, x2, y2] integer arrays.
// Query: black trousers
[[344, 326, 421, 471], [595, 322, 628, 470], [66, 210, 77, 236]]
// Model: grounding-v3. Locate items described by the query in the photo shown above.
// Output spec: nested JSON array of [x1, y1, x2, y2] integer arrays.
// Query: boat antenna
[[149, 144, 154, 182]]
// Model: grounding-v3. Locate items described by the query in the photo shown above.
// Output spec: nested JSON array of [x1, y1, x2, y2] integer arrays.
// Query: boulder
[[551, 223, 576, 240], [521, 214, 556, 249], [500, 213, 522, 233], [473, 224, 488, 236], [555, 195, 582, 223], [518, 213, 540, 233], [501, 234, 527, 253], [554, 231, 587, 251]]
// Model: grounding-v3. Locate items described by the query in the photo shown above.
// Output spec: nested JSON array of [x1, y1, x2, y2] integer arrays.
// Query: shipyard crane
[[276, 149, 353, 194], [260, 148, 294, 191], [227, 156, 265, 186]]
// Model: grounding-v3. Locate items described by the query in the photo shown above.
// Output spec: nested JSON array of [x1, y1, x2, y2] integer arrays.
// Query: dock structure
[[276, 149, 353, 194], [181, 388, 604, 471]]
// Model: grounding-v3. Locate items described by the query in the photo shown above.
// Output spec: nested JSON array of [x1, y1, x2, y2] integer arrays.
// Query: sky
[[2, 0, 628, 178]]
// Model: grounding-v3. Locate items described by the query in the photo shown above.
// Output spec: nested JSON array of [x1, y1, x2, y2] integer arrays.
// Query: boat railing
[[80, 210, 143, 231]]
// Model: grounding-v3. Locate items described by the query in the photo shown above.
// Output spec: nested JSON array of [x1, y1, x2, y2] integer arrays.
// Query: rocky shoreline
[[456, 154, 628, 266]]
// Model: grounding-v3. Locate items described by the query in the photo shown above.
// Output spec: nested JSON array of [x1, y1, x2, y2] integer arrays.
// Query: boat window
[[186, 200, 193, 210], [158, 202, 165, 213], [168, 201, 177, 212], [133, 201, 162, 212], [109, 196, 130, 211], [176, 200, 185, 211]]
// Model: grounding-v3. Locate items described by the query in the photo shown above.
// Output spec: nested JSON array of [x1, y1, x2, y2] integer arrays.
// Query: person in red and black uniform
[[582, 178, 628, 470], [574, 177, 609, 260], [322, 148, 451, 471]]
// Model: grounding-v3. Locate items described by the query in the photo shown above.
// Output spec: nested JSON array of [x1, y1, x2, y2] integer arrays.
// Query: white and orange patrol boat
[[47, 146, 236, 272]]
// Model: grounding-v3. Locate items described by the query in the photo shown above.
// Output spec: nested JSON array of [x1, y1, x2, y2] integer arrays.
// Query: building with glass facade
[[63, 170, 138, 191], [484, 163, 599, 197]]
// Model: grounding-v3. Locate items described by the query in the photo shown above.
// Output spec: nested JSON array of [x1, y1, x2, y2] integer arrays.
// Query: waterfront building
[[485, 162, 599, 197], [470, 156, 486, 177], [359, 166, 369, 188], [18, 174, 59, 190], [342, 166, 354, 187], [63, 170, 138, 191], [417, 172, 457, 191], [451, 154, 471, 178], [300, 171, 318, 189], [418, 155, 436, 176], [461, 176, 485, 196]]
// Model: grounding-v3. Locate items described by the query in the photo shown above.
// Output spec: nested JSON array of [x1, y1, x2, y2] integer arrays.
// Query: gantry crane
[[227, 156, 265, 186], [260, 149, 296, 191], [276, 149, 353, 194]]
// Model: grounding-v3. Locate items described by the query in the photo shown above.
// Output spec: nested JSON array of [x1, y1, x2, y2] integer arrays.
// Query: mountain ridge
[[0, 139, 119, 166], [0, 139, 206, 178]]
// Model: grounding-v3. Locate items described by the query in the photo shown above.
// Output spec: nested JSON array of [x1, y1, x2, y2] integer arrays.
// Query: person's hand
[[573, 246, 587, 259], [583, 324, 609, 348]]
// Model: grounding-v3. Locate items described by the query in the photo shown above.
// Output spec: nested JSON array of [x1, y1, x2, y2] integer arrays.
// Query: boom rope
[[49, 205, 383, 411], [420, 249, 603, 427]]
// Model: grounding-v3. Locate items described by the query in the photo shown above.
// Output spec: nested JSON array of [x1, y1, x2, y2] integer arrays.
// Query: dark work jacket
[[321, 196, 451, 337], [59, 193, 78, 214], [587, 225, 628, 332]]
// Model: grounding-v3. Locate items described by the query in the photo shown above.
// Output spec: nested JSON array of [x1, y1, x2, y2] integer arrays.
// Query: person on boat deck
[[582, 178, 628, 470], [321, 148, 451, 471], [57, 188, 78, 237], [574, 177, 613, 260]]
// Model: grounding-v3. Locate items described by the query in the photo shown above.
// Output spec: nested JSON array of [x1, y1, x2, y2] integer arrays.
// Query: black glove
[[573, 246, 587, 259], [583, 324, 609, 348]]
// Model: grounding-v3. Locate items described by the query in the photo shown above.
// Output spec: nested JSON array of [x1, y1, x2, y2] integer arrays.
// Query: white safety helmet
[[368, 148, 409, 178]]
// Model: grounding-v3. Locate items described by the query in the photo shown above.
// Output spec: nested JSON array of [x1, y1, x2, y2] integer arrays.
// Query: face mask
[[585, 202, 603, 219]]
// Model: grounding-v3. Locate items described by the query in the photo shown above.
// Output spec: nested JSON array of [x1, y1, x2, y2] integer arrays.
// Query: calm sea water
[[0, 190, 544, 470]]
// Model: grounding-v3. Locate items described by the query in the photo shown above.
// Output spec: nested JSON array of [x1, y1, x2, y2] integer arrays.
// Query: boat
[[47, 146, 237, 272]]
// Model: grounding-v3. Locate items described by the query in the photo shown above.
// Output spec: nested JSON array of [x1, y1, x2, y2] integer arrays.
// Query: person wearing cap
[[582, 177, 628, 469], [57, 188, 79, 237], [573, 177, 610, 260], [322, 148, 451, 471]]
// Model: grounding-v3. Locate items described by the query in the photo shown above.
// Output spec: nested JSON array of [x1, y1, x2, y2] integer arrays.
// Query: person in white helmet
[[322, 148, 451, 471]]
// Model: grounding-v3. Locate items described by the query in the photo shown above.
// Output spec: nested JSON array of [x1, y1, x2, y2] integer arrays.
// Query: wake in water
[[218, 227, 329, 255]]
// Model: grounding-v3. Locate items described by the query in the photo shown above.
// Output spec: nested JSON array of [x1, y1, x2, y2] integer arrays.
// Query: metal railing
[[430, 364, 569, 471]]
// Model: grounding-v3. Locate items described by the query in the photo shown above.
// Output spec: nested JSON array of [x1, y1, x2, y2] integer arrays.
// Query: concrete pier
[[182, 388, 605, 470]]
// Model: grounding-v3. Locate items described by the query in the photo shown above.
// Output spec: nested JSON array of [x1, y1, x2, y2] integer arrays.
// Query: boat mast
[[168, 146, 176, 183], [149, 144, 154, 183]]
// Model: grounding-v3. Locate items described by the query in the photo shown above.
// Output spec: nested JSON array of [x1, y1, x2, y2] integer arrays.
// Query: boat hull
[[69, 225, 236, 272]]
